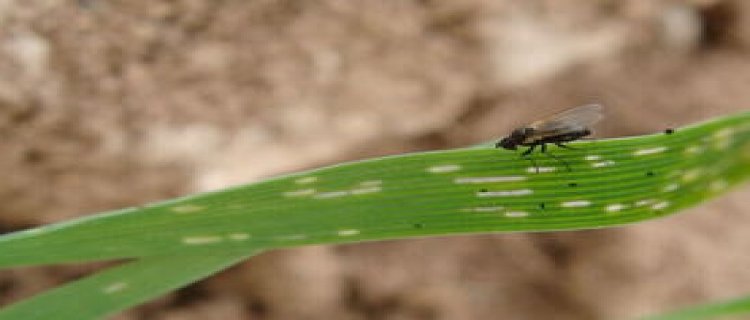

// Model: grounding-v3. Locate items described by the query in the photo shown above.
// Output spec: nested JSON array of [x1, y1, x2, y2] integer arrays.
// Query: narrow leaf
[[0, 250, 260, 320], [643, 294, 750, 320], [0, 112, 749, 268]]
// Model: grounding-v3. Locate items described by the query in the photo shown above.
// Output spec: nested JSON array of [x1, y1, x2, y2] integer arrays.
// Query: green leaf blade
[[0, 250, 260, 320], [643, 294, 750, 320], [0, 112, 749, 268]]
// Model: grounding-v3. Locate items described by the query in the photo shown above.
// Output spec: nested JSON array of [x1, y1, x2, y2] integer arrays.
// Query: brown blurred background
[[1, 1, 750, 319]]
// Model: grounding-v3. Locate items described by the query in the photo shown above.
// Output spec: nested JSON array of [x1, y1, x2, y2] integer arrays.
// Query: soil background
[[2, 1, 750, 319]]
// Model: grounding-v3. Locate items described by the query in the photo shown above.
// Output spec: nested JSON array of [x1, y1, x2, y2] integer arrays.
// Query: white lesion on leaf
[[477, 189, 533, 197], [704, 126, 738, 150], [283, 188, 316, 197], [605, 203, 627, 212], [635, 199, 656, 207], [681, 168, 703, 182], [504, 211, 529, 218], [527, 167, 556, 173], [684, 145, 705, 155], [103, 281, 128, 294], [560, 200, 591, 208], [171, 204, 204, 214], [337, 229, 360, 236], [181, 235, 223, 245], [584, 155, 601, 161], [359, 180, 383, 187], [426, 164, 462, 173], [351, 186, 382, 195], [295, 176, 318, 184], [651, 201, 670, 210], [662, 183, 680, 192], [591, 160, 615, 168], [454, 176, 526, 184], [461, 206, 504, 213], [228, 233, 251, 241], [633, 146, 668, 156], [313, 191, 350, 199], [275, 234, 308, 241]]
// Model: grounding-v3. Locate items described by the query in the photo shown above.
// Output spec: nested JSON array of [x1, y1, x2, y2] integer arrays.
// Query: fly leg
[[542, 144, 571, 171], [555, 142, 577, 150], [521, 144, 536, 156], [521, 145, 539, 173]]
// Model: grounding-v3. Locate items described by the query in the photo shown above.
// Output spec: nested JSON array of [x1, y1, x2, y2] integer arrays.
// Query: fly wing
[[528, 104, 603, 134]]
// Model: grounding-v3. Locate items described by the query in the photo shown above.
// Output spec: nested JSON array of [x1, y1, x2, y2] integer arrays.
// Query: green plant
[[1, 111, 750, 319]]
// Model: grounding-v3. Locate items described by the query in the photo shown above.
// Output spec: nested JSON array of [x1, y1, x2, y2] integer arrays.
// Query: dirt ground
[[2, 1, 750, 319]]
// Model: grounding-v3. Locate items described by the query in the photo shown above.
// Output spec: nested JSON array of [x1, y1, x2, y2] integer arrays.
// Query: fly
[[496, 104, 603, 172]]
